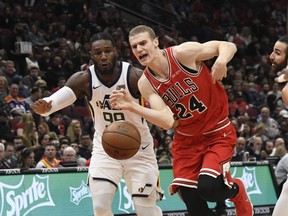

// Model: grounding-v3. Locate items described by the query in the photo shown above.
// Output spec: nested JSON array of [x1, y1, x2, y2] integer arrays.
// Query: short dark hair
[[278, 35, 288, 56], [31, 87, 40, 94], [89, 32, 115, 48]]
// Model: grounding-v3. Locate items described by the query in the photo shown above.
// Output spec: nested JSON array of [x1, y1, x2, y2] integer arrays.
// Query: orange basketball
[[102, 121, 141, 160]]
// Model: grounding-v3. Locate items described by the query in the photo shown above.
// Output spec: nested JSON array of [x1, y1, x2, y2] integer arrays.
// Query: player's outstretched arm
[[110, 75, 175, 130], [31, 71, 89, 117]]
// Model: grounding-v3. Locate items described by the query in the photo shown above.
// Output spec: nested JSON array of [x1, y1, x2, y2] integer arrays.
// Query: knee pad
[[198, 174, 223, 202]]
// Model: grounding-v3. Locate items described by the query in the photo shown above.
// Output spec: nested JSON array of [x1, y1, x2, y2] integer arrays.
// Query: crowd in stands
[[0, 0, 288, 191]]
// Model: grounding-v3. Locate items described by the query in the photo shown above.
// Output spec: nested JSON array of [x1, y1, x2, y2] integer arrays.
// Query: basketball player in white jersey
[[31, 32, 163, 216]]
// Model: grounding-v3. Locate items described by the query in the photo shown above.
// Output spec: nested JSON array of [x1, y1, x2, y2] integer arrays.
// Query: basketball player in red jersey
[[110, 25, 253, 216]]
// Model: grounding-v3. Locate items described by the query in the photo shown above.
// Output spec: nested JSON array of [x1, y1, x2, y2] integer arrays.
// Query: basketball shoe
[[229, 178, 253, 216]]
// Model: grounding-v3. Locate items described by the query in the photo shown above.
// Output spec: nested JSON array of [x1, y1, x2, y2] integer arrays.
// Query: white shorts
[[88, 134, 160, 198]]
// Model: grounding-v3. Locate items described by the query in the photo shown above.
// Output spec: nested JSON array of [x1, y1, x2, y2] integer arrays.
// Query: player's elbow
[[161, 117, 175, 130]]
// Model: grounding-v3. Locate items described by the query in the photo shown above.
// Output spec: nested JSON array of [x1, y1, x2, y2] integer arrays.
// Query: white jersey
[[88, 61, 153, 147], [87, 62, 162, 203]]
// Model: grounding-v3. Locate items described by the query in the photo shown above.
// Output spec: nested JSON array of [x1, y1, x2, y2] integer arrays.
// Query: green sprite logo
[[0, 175, 55, 216], [117, 179, 134, 213], [69, 181, 91, 205], [239, 166, 261, 195]]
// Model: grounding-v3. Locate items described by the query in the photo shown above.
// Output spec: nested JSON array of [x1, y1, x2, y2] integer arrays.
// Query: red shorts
[[169, 122, 236, 194]]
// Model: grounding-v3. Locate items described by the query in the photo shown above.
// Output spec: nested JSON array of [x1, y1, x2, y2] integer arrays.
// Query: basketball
[[102, 121, 141, 160]]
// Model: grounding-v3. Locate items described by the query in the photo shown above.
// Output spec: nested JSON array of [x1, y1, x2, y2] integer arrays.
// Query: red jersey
[[143, 47, 229, 136]]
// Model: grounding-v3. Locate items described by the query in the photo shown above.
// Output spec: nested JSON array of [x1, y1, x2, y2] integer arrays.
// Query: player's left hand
[[275, 68, 288, 83], [211, 61, 227, 84]]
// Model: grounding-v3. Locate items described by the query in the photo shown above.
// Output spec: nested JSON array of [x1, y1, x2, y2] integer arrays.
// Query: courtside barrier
[[0, 161, 278, 216]]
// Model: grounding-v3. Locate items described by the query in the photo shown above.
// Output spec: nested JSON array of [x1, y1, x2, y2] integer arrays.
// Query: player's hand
[[275, 68, 288, 83], [110, 89, 134, 110], [211, 61, 227, 84], [30, 99, 52, 115]]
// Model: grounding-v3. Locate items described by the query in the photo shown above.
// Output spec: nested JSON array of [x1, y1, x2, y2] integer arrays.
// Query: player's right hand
[[275, 68, 288, 83], [30, 99, 52, 115]]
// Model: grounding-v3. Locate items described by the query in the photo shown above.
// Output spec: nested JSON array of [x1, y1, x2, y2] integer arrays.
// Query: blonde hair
[[66, 119, 82, 143], [0, 76, 8, 91], [129, 25, 157, 40]]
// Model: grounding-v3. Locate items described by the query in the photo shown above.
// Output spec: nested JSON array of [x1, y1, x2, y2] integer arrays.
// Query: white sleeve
[[41, 86, 77, 117]]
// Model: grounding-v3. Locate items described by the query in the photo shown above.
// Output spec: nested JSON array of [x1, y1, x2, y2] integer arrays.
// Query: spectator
[[35, 143, 60, 168], [4, 83, 30, 117], [66, 119, 82, 144], [55, 146, 78, 167], [38, 46, 53, 75], [25, 87, 42, 107], [260, 140, 274, 159], [247, 136, 263, 161], [0, 110, 13, 141], [17, 147, 35, 168], [4, 142, 17, 168], [0, 60, 19, 86], [0, 75, 8, 100], [57, 138, 70, 160], [257, 106, 280, 139], [47, 112, 65, 136], [22, 66, 40, 91], [51, 76, 66, 93], [5, 20, 30, 76], [157, 148, 171, 165], [37, 122, 50, 141], [21, 118, 40, 150], [0, 142, 13, 169], [232, 136, 246, 161], [78, 132, 92, 160], [70, 141, 86, 166], [271, 137, 286, 156], [34, 133, 50, 163], [15, 112, 34, 136], [13, 135, 24, 150]]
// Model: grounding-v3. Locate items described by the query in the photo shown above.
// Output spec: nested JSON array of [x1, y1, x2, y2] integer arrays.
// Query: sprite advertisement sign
[[0, 162, 278, 216]]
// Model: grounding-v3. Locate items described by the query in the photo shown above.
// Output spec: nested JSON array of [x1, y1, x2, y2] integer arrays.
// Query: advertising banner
[[0, 162, 278, 216]]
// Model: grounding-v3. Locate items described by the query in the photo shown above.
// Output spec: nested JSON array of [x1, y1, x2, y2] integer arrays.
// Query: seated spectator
[[0, 75, 8, 100], [260, 140, 274, 159], [4, 142, 17, 168], [271, 137, 286, 156], [17, 147, 35, 169], [34, 133, 50, 163], [257, 106, 280, 140], [79, 132, 92, 160], [35, 143, 60, 168], [57, 138, 70, 160], [70, 142, 86, 166], [157, 148, 171, 165], [37, 121, 50, 140], [48, 112, 65, 136], [51, 76, 66, 93], [4, 83, 30, 117], [0, 60, 19, 86], [0, 142, 13, 169], [66, 119, 82, 144], [0, 110, 13, 142], [55, 146, 78, 167], [232, 136, 246, 161], [22, 66, 40, 91], [25, 87, 42, 107], [247, 136, 263, 161]]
